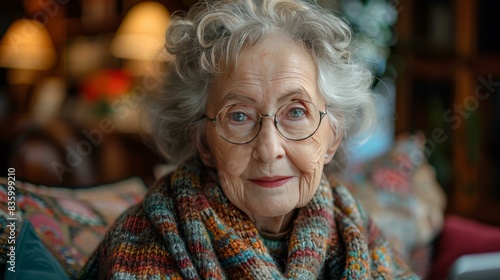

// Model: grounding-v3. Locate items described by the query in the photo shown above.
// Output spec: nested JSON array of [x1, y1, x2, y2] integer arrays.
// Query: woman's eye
[[230, 112, 248, 122], [289, 108, 306, 118]]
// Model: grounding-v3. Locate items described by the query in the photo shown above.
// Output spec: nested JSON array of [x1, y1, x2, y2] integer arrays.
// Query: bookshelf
[[394, 0, 500, 224]]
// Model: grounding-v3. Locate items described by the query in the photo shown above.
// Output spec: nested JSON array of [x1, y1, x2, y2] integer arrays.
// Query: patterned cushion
[[0, 177, 147, 278]]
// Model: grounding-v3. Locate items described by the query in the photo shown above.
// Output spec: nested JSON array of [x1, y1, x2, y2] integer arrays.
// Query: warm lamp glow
[[0, 19, 56, 70], [111, 1, 170, 61]]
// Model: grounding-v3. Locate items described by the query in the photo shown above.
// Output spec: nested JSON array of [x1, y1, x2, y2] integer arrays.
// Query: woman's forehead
[[209, 37, 320, 104]]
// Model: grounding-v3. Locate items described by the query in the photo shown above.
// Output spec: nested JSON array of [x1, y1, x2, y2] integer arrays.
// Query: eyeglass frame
[[205, 99, 328, 145]]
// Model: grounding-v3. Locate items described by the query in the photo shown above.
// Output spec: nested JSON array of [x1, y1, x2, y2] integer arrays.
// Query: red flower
[[80, 69, 133, 103]]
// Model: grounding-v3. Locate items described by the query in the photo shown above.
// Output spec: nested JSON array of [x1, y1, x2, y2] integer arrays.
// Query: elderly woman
[[79, 0, 417, 279]]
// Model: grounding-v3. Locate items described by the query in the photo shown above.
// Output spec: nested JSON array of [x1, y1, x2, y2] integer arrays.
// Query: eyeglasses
[[206, 100, 327, 145]]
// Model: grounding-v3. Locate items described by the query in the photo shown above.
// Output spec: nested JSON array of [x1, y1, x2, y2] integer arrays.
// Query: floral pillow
[[0, 177, 147, 278]]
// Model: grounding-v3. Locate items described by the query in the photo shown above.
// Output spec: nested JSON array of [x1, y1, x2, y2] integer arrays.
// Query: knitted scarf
[[79, 158, 417, 279]]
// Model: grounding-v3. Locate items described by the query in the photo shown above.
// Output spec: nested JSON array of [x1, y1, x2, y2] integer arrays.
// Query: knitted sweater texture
[[78, 158, 418, 279]]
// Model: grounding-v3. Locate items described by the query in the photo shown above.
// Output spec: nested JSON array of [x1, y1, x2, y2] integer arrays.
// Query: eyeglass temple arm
[[204, 115, 217, 126]]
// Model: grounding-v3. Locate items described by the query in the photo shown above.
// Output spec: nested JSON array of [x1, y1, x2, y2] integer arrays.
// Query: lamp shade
[[0, 19, 56, 70], [111, 1, 170, 61]]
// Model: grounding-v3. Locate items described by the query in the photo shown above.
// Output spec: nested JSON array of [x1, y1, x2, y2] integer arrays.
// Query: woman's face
[[201, 35, 340, 222]]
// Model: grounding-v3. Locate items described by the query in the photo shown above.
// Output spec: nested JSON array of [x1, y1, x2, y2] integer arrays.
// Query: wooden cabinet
[[395, 0, 500, 225]]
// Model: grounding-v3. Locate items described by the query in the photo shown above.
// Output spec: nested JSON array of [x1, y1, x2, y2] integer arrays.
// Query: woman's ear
[[324, 127, 343, 164], [197, 136, 216, 167]]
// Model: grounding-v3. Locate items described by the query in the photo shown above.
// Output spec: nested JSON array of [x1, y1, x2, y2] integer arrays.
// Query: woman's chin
[[247, 202, 296, 219]]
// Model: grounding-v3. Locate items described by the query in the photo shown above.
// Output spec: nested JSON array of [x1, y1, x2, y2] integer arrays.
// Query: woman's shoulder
[[96, 203, 151, 251], [325, 176, 419, 279], [83, 184, 179, 276], [80, 200, 181, 278], [102, 174, 176, 244]]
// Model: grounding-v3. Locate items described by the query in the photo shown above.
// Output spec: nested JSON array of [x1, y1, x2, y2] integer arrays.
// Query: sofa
[[0, 176, 148, 279], [1, 130, 500, 279]]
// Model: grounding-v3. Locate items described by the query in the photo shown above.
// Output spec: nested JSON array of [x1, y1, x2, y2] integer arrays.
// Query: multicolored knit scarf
[[79, 158, 417, 279]]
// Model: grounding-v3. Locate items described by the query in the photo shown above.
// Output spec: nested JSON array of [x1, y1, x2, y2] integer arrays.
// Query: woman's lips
[[248, 176, 292, 188]]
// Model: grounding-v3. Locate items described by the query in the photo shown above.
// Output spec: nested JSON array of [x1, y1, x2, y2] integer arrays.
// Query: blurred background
[[0, 0, 499, 225]]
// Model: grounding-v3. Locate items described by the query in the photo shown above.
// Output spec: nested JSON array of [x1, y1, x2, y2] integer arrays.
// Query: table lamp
[[0, 19, 57, 113], [111, 1, 170, 62]]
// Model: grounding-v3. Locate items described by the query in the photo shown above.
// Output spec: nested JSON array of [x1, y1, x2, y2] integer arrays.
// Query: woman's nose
[[251, 117, 285, 163]]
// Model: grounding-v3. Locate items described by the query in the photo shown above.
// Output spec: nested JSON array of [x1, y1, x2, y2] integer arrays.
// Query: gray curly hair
[[144, 0, 376, 168]]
